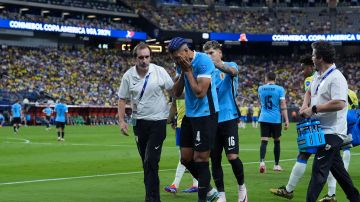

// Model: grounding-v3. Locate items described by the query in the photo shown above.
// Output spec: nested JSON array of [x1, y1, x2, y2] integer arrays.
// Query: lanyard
[[138, 73, 151, 101], [314, 67, 335, 95]]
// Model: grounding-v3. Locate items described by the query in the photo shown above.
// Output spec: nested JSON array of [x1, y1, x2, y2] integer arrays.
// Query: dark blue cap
[[168, 37, 187, 53]]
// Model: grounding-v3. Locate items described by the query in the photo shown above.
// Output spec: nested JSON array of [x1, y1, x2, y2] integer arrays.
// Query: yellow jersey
[[304, 75, 314, 92], [176, 99, 185, 128], [348, 89, 359, 109], [240, 106, 248, 116], [253, 106, 260, 117]]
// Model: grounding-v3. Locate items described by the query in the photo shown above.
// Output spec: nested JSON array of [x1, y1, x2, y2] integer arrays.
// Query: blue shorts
[[252, 116, 258, 122], [175, 127, 181, 146], [300, 148, 318, 154], [240, 116, 247, 121]]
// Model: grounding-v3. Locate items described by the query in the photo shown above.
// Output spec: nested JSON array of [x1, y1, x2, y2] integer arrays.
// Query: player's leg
[[270, 151, 312, 199], [56, 122, 61, 141], [13, 118, 17, 134], [223, 119, 247, 202], [165, 128, 185, 193], [192, 113, 219, 202], [272, 123, 282, 171], [259, 122, 269, 173], [210, 122, 225, 200], [61, 123, 65, 140]]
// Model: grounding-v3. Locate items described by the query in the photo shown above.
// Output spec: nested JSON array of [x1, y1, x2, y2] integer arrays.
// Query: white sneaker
[[273, 165, 283, 171], [238, 184, 248, 202], [259, 162, 266, 173], [217, 192, 226, 202]]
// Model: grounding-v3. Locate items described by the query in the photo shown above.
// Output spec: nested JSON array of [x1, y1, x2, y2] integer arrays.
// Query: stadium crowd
[[1, 46, 358, 108], [122, 0, 360, 34], [0, 9, 139, 31]]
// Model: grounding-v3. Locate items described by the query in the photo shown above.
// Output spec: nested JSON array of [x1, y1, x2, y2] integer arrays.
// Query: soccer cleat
[[216, 192, 226, 202], [57, 137, 61, 141], [273, 165, 283, 171], [61, 138, 65, 141], [259, 162, 266, 173], [182, 186, 198, 193], [270, 186, 294, 199], [238, 184, 248, 202], [318, 194, 337, 202], [164, 184, 178, 193], [206, 190, 220, 202]]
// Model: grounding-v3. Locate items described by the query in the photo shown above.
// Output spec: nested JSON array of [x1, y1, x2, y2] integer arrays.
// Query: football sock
[[229, 158, 244, 185], [286, 161, 307, 192], [260, 140, 268, 162], [274, 140, 280, 165]]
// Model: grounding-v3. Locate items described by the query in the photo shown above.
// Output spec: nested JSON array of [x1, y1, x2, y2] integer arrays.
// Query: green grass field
[[1, 124, 359, 202]]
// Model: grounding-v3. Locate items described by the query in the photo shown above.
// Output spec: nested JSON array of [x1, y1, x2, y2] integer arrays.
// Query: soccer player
[[117, 42, 174, 202], [258, 72, 289, 173], [239, 104, 248, 129], [11, 99, 22, 134], [0, 113, 5, 127], [270, 55, 358, 201], [170, 37, 219, 202], [164, 97, 199, 193], [300, 41, 359, 202], [55, 97, 68, 141], [42, 105, 53, 130], [203, 40, 247, 202], [252, 102, 260, 128]]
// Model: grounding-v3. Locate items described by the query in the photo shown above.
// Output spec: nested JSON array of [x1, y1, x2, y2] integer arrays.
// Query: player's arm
[[184, 71, 210, 98], [215, 62, 238, 77], [300, 90, 311, 113], [173, 72, 185, 98], [281, 99, 289, 130]]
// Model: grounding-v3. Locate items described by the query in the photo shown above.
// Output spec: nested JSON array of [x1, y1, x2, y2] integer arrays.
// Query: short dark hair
[[203, 40, 221, 51], [300, 55, 313, 66], [168, 37, 187, 53], [267, 72, 276, 81], [133, 42, 151, 57], [311, 41, 335, 64]]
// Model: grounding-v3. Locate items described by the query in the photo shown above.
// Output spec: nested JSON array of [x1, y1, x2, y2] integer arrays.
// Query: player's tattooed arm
[[214, 61, 238, 77]]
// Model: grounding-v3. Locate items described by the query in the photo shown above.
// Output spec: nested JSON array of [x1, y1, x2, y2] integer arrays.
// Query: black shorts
[[46, 116, 51, 122], [13, 117, 21, 124], [56, 121, 66, 129], [260, 122, 282, 138], [216, 118, 239, 154], [180, 113, 218, 152]]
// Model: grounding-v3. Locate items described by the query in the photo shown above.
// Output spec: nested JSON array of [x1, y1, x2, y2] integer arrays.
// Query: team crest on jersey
[[220, 73, 225, 80], [305, 81, 311, 86]]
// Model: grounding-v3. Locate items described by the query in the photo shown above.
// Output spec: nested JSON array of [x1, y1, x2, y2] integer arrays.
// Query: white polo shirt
[[310, 64, 348, 137], [118, 63, 174, 121]]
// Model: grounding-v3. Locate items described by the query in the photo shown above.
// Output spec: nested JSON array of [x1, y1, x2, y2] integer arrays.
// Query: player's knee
[[261, 137, 269, 141], [193, 151, 210, 162], [298, 153, 311, 161], [226, 153, 238, 160]]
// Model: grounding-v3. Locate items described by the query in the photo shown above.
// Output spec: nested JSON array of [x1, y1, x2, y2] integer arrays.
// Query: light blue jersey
[[176, 52, 219, 117], [258, 83, 285, 124], [215, 61, 239, 122], [55, 103, 68, 122], [0, 114, 4, 121], [43, 107, 53, 116], [11, 103, 22, 118]]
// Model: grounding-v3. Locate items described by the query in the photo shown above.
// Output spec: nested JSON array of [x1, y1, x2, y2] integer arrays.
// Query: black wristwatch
[[312, 105, 318, 114]]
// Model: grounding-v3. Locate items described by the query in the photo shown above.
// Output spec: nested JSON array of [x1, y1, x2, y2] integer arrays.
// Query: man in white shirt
[[117, 42, 174, 202], [300, 41, 360, 202]]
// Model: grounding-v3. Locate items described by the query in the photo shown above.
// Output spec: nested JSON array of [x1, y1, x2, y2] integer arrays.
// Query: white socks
[[172, 161, 186, 187], [286, 161, 307, 192]]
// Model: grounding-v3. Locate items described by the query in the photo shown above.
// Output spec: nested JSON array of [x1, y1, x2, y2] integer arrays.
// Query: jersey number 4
[[265, 95, 273, 110]]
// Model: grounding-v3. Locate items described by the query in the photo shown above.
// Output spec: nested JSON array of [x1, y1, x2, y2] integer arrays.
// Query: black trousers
[[133, 119, 167, 202], [307, 134, 360, 202]]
